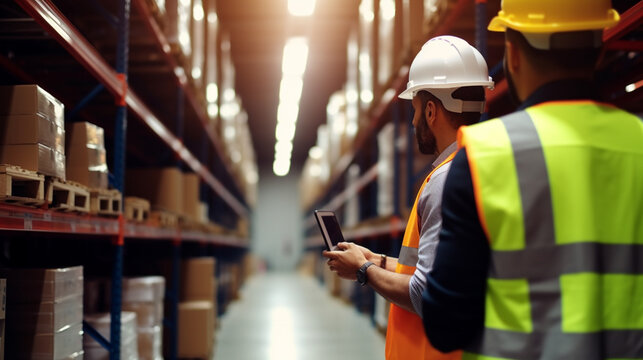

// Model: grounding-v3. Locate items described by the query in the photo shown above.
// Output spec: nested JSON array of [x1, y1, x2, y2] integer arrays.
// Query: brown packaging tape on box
[[0, 85, 64, 126], [0, 114, 65, 153]]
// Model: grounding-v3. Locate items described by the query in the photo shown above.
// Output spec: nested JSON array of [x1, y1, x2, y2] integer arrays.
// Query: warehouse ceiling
[[217, 0, 359, 173]]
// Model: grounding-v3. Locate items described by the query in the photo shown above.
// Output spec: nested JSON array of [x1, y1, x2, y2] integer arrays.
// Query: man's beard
[[415, 117, 437, 155], [504, 55, 522, 108]]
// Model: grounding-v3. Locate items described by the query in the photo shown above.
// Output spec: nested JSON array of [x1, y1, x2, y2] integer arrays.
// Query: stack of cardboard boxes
[[0, 85, 66, 180], [122, 277, 165, 360], [126, 167, 184, 216], [66, 122, 109, 190], [178, 257, 216, 358], [2, 266, 84, 359]]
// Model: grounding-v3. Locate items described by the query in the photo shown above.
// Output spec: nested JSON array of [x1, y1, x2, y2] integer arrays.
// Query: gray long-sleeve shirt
[[408, 141, 457, 315]]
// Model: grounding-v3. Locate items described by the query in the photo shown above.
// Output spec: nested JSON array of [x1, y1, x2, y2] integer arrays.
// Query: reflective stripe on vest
[[458, 103, 643, 360], [385, 152, 461, 360]]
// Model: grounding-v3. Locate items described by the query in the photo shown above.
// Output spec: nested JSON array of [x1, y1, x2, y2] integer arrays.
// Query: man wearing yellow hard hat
[[421, 0, 643, 359]]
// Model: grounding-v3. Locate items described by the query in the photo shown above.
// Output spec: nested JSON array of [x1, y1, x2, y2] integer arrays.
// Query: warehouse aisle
[[214, 272, 386, 360]]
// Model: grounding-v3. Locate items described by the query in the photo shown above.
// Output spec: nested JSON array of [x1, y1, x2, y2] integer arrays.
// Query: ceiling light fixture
[[273, 37, 310, 176], [288, 0, 316, 17]]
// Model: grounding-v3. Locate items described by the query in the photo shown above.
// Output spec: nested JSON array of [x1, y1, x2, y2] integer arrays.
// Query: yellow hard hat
[[488, 0, 620, 33]]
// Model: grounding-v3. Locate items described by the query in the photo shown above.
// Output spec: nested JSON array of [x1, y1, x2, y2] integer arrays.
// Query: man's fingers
[[337, 242, 351, 250]]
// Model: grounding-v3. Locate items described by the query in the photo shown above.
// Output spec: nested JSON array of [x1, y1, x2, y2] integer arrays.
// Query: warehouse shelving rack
[[0, 0, 252, 359]]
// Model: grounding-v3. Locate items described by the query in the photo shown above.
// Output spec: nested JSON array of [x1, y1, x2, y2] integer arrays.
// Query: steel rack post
[[111, 0, 131, 359], [475, 0, 488, 60], [68, 83, 105, 120], [168, 235, 181, 360]]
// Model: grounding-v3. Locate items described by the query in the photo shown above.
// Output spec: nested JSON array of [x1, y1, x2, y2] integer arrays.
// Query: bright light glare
[[220, 102, 240, 118], [207, 12, 218, 23], [223, 88, 236, 102], [275, 122, 296, 142], [346, 89, 359, 103], [275, 140, 293, 155], [359, 0, 375, 22], [625, 83, 636, 93], [288, 0, 316, 16], [277, 103, 299, 125], [273, 159, 291, 177], [206, 83, 218, 102], [207, 103, 218, 117], [280, 76, 304, 102], [380, 0, 395, 21], [193, 1, 204, 21], [224, 125, 236, 140], [282, 38, 309, 76], [360, 89, 374, 104], [191, 67, 202, 79], [309, 164, 321, 177], [308, 146, 323, 159]]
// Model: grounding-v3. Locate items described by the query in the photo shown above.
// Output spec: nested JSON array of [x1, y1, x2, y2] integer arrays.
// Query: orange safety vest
[[385, 152, 461, 360]]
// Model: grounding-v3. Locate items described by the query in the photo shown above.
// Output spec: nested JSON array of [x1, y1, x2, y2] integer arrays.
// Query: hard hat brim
[[488, 9, 620, 33], [398, 80, 495, 100]]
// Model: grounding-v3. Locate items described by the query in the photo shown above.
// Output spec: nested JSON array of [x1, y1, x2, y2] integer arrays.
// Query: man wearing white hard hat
[[421, 0, 643, 359], [324, 35, 493, 360]]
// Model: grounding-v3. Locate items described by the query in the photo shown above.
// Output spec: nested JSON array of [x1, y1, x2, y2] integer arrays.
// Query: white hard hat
[[399, 36, 494, 113]]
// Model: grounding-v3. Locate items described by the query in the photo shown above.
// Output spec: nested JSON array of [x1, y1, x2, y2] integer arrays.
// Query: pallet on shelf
[[45, 178, 90, 213], [89, 188, 122, 217], [149, 209, 179, 228], [0, 164, 46, 206], [124, 197, 150, 222]]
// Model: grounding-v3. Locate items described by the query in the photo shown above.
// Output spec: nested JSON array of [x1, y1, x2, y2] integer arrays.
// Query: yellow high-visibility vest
[[457, 101, 643, 360]]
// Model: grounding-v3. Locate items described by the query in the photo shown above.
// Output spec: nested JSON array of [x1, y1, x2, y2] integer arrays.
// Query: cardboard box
[[66, 122, 104, 148], [10, 294, 83, 334], [1, 266, 83, 304], [123, 276, 165, 303], [182, 172, 200, 220], [66, 166, 108, 189], [137, 326, 162, 360], [123, 301, 164, 329], [126, 167, 183, 214], [0, 85, 64, 126], [181, 257, 215, 302], [0, 143, 65, 179], [178, 301, 214, 358], [12, 323, 82, 360], [0, 114, 65, 153]]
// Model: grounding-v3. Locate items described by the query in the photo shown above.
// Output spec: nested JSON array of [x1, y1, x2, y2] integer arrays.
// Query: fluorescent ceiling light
[[275, 122, 296, 142], [282, 37, 309, 76], [273, 158, 291, 177], [279, 76, 304, 103], [288, 0, 316, 17], [206, 83, 218, 102], [275, 140, 293, 155], [277, 103, 299, 125], [193, 1, 204, 21]]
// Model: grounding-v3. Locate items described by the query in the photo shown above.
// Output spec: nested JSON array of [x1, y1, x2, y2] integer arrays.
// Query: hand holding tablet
[[314, 210, 345, 251]]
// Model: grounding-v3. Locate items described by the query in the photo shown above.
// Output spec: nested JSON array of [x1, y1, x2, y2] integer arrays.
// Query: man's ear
[[506, 40, 520, 73], [424, 100, 436, 126]]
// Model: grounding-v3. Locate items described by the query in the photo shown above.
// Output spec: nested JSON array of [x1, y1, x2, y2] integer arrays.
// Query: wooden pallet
[[124, 197, 150, 222], [0, 164, 45, 206], [149, 210, 178, 228], [89, 188, 122, 216], [45, 178, 90, 213]]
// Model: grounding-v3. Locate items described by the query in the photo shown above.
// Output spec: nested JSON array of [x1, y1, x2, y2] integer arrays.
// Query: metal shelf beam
[[15, 0, 248, 218]]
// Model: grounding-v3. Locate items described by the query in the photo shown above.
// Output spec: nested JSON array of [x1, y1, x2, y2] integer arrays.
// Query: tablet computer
[[314, 210, 344, 251]]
